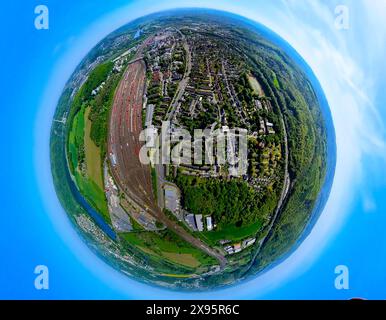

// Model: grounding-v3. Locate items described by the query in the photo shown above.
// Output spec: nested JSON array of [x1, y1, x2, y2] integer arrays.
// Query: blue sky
[[1, 0, 386, 299]]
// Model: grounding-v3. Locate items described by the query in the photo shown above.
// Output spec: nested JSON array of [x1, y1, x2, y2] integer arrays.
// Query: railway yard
[[107, 32, 227, 269]]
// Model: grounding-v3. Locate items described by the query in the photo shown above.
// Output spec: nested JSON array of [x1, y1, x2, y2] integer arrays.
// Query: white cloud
[[363, 195, 376, 213]]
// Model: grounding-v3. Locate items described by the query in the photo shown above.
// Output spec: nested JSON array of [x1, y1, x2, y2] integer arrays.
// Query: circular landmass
[[50, 9, 334, 290]]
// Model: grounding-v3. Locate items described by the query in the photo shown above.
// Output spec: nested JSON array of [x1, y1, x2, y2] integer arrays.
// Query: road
[[156, 163, 166, 210], [166, 30, 192, 121]]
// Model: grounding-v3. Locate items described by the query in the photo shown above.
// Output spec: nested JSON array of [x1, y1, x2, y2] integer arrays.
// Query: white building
[[206, 216, 213, 231], [195, 214, 204, 232], [243, 238, 256, 248]]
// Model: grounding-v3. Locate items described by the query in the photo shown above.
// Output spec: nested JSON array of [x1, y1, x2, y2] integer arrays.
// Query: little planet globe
[[50, 9, 335, 290]]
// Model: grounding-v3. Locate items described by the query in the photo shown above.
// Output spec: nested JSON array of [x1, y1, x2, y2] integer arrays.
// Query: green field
[[84, 107, 104, 189], [120, 230, 217, 271], [202, 220, 263, 244], [67, 104, 110, 224], [65, 60, 121, 226], [68, 105, 85, 172], [272, 71, 280, 89]]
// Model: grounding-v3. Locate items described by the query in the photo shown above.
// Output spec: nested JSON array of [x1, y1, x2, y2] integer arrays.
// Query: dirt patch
[[248, 74, 264, 96], [84, 107, 103, 188], [163, 252, 200, 268]]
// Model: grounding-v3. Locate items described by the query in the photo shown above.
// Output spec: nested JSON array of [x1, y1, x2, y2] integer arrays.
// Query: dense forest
[[174, 174, 278, 227]]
